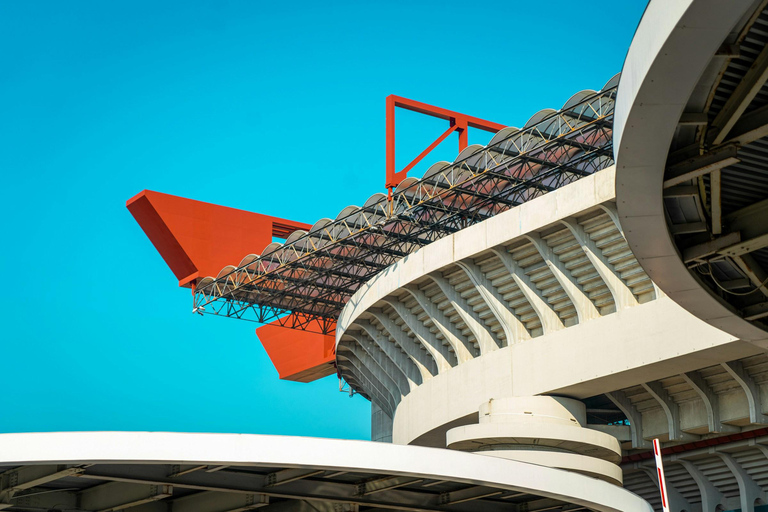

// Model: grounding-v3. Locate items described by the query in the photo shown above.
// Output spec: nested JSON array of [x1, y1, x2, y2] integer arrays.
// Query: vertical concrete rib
[[490, 247, 564, 334], [641, 381, 694, 442], [371, 402, 393, 443], [606, 390, 650, 449], [600, 202, 660, 298], [343, 340, 406, 400], [425, 272, 499, 355], [674, 459, 724, 512], [680, 371, 735, 433], [402, 284, 477, 362], [455, 259, 530, 346], [379, 299, 455, 372], [715, 451, 765, 512], [368, 310, 438, 378], [347, 331, 412, 396], [636, 466, 691, 512], [337, 354, 397, 416], [356, 319, 425, 385], [721, 360, 768, 424], [525, 233, 600, 322], [560, 218, 639, 310]]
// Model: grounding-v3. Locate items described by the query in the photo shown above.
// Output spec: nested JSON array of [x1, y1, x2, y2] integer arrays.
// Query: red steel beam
[[385, 95, 506, 190], [127, 190, 311, 288]]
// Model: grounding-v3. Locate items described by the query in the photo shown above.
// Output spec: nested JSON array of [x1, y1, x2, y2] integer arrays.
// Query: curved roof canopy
[[0, 432, 652, 512], [194, 77, 620, 333]]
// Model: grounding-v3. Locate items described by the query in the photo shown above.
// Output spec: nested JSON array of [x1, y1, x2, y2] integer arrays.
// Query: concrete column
[[446, 396, 623, 485], [371, 402, 393, 443]]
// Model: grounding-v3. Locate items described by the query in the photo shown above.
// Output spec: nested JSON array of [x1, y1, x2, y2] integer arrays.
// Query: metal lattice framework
[[193, 79, 619, 334]]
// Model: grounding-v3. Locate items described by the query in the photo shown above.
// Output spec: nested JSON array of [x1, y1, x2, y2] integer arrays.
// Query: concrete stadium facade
[[6, 0, 768, 511]]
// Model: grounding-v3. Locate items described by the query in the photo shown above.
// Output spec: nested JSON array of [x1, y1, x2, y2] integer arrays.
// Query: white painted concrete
[[391, 296, 757, 447], [444, 396, 623, 484], [336, 167, 618, 341], [0, 432, 653, 512], [614, 0, 768, 347]]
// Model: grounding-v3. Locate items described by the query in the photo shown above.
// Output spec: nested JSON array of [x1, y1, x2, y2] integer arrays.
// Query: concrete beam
[[347, 332, 411, 398], [725, 196, 768, 241], [561, 218, 638, 310], [673, 459, 725, 512], [715, 451, 765, 512], [641, 381, 697, 442], [678, 112, 709, 126], [402, 284, 476, 361], [455, 259, 529, 346], [490, 247, 564, 334], [78, 463, 520, 512], [346, 338, 408, 402], [744, 301, 768, 321], [381, 298, 456, 372], [721, 360, 768, 424], [350, 330, 413, 394], [635, 465, 691, 512], [169, 465, 207, 478], [357, 319, 426, 385], [605, 390, 650, 449], [682, 231, 741, 263], [680, 371, 736, 433], [669, 222, 709, 235], [261, 502, 357, 512], [712, 169, 722, 235], [337, 354, 397, 416], [425, 272, 499, 355], [525, 233, 600, 323], [369, 309, 439, 377]]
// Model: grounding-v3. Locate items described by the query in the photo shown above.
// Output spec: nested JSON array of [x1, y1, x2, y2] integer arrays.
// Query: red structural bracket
[[127, 190, 310, 288], [385, 95, 506, 191]]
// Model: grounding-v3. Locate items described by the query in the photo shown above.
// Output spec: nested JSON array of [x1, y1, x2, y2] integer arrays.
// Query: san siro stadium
[[6, 0, 768, 510]]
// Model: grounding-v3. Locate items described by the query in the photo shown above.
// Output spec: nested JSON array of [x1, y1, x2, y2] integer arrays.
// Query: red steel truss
[[385, 95, 506, 191]]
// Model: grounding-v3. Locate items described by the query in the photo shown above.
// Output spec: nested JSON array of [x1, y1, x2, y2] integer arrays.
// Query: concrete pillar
[[371, 402, 393, 443], [446, 396, 623, 485]]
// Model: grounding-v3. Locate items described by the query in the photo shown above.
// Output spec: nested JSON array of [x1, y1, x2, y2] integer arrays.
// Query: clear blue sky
[[0, 1, 647, 439]]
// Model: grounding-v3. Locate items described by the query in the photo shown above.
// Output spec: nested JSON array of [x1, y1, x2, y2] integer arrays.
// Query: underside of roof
[[662, 3, 768, 329]]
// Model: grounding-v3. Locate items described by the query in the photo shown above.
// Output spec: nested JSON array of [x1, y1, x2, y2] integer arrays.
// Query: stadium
[[4, 0, 768, 510]]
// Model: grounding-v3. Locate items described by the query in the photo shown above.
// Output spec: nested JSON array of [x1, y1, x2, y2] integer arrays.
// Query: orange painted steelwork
[[127, 190, 310, 288], [129, 96, 503, 383], [256, 321, 337, 382], [127, 190, 335, 382], [385, 95, 506, 191]]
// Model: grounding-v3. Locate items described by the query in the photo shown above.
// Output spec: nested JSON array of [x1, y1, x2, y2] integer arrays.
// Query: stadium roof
[[192, 74, 620, 334]]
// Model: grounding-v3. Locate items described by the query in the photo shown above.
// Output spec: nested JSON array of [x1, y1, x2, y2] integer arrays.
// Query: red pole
[[456, 118, 468, 152], [386, 95, 396, 189]]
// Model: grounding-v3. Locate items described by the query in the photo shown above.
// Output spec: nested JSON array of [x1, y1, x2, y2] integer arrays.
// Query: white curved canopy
[[0, 432, 652, 512]]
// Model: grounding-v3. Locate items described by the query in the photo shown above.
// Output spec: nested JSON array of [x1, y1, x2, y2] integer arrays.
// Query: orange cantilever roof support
[[127, 190, 311, 288], [385, 95, 506, 196]]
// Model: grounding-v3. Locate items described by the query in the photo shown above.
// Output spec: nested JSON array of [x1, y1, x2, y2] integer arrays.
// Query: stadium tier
[[7, 0, 768, 510]]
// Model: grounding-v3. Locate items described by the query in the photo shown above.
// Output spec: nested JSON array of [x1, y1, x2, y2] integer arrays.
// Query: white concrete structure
[[12, 1, 768, 510], [328, 1, 768, 508], [0, 432, 651, 512]]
